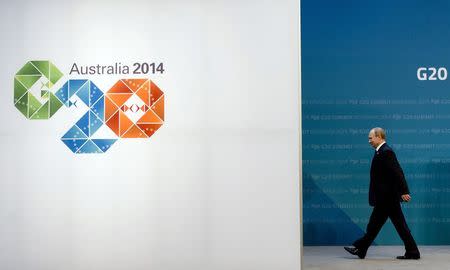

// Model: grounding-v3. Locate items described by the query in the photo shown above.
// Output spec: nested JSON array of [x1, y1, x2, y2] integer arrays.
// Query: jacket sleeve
[[384, 150, 410, 195]]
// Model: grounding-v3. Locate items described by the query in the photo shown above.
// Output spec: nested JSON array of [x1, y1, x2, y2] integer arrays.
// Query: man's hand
[[401, 194, 411, 202]]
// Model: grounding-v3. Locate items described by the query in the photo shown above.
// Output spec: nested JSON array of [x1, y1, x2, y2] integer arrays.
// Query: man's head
[[368, 127, 386, 149]]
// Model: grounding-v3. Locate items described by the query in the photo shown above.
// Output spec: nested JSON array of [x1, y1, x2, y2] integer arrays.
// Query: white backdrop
[[0, 0, 301, 269]]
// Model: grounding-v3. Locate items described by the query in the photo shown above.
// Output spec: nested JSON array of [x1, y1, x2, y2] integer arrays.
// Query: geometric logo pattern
[[14, 61, 64, 119], [105, 79, 164, 138], [13, 61, 165, 154], [55, 79, 117, 153]]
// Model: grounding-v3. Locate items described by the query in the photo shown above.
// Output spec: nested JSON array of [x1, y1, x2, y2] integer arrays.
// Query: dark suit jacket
[[369, 143, 410, 207]]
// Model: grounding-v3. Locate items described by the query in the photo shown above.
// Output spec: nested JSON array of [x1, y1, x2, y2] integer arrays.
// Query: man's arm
[[384, 150, 410, 199]]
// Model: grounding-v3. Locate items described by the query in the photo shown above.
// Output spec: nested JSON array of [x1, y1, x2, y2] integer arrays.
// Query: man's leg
[[389, 204, 420, 255], [353, 206, 388, 252]]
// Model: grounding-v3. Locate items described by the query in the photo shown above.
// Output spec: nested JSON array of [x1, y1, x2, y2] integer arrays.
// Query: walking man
[[344, 127, 420, 259]]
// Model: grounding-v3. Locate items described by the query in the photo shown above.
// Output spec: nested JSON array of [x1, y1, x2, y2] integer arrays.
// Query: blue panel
[[89, 111, 103, 136], [76, 139, 102, 154], [55, 82, 69, 104], [68, 80, 88, 97], [61, 139, 87, 153], [76, 112, 90, 137], [89, 81, 104, 106], [92, 139, 117, 152], [91, 96, 105, 120], [302, 0, 450, 245], [76, 80, 91, 106], [62, 125, 88, 139]]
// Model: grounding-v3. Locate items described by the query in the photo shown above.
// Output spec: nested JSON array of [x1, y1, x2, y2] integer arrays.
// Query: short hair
[[371, 127, 386, 139]]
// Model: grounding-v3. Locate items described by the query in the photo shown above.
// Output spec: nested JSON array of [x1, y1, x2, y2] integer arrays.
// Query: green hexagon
[[14, 61, 64, 119]]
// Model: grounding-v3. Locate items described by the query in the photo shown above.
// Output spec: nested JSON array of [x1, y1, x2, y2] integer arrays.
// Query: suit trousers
[[353, 203, 419, 254]]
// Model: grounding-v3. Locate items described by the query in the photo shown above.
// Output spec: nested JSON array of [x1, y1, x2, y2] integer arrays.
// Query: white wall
[[0, 0, 301, 269]]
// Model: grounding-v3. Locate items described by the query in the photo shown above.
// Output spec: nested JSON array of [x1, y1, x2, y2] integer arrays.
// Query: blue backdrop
[[302, 0, 450, 245]]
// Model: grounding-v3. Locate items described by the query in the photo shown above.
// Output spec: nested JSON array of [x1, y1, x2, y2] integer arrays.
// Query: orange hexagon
[[105, 79, 164, 138]]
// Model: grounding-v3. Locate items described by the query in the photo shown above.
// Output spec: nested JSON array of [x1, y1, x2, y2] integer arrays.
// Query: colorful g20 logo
[[13, 61, 164, 154]]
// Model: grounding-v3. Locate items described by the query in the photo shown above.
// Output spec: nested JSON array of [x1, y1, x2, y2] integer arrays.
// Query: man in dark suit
[[344, 127, 420, 259]]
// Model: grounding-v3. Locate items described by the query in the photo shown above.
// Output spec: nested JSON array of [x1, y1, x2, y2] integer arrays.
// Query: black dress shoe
[[344, 246, 366, 259], [396, 254, 420, 260]]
